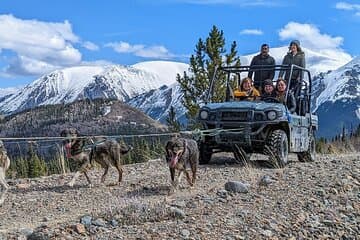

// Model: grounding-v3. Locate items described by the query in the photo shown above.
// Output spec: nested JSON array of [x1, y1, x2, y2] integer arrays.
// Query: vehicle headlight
[[199, 110, 209, 120], [267, 111, 277, 120]]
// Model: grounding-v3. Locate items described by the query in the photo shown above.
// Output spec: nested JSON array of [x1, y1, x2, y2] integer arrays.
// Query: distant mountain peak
[[0, 61, 188, 114]]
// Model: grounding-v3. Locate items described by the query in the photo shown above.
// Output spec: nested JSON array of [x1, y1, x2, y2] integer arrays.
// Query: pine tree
[[166, 106, 181, 132], [27, 142, 47, 178], [356, 124, 360, 137], [341, 126, 346, 142], [177, 25, 241, 128]]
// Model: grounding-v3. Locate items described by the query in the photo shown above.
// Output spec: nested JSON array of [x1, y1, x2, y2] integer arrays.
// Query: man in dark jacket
[[278, 40, 305, 94], [248, 44, 275, 91]]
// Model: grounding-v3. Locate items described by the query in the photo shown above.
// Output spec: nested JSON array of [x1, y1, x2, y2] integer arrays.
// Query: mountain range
[[0, 46, 358, 138], [0, 61, 188, 114]]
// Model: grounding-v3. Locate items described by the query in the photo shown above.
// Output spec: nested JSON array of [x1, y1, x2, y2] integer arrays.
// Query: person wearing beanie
[[278, 40, 305, 96], [261, 79, 276, 98], [248, 43, 275, 92]]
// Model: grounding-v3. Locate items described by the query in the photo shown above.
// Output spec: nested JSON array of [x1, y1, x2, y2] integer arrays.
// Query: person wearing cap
[[261, 79, 276, 98], [278, 40, 305, 94], [248, 43, 276, 92], [234, 77, 260, 101]]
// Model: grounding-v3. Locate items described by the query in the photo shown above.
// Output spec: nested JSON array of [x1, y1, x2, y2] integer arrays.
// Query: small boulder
[[225, 181, 249, 193]]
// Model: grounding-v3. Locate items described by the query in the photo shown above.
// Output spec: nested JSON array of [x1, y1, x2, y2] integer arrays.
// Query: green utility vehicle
[[197, 65, 318, 167]]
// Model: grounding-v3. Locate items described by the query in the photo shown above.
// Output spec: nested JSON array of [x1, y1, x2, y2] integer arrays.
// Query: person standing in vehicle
[[278, 40, 305, 94], [275, 78, 296, 113], [234, 77, 260, 101], [248, 44, 275, 92]]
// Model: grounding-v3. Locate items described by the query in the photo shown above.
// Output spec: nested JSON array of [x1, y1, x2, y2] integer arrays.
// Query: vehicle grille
[[221, 111, 248, 121]]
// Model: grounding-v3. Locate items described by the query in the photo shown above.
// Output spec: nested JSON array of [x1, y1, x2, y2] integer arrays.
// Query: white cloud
[[335, 2, 360, 10], [5, 55, 60, 76], [105, 41, 175, 59], [279, 22, 344, 50], [0, 14, 82, 76], [105, 41, 144, 53], [171, 0, 283, 6], [335, 2, 360, 16], [82, 41, 99, 51], [239, 29, 263, 35]]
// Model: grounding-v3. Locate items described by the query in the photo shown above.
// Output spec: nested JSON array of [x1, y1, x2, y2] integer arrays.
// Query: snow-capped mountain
[[0, 87, 20, 98], [0, 61, 188, 114], [128, 83, 187, 124], [312, 56, 360, 138]]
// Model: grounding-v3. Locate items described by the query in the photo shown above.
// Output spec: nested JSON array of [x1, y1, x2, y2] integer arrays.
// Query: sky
[[0, 0, 359, 88]]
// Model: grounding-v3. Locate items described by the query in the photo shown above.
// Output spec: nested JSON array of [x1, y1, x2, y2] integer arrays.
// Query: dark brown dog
[[0, 140, 10, 206], [60, 128, 132, 187], [165, 137, 199, 190]]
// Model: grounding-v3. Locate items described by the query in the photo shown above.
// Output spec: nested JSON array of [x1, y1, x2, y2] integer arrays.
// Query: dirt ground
[[0, 153, 359, 239]]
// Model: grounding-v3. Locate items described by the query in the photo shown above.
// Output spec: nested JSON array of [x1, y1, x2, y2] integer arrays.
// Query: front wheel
[[297, 133, 316, 162], [266, 129, 289, 168], [199, 143, 212, 165]]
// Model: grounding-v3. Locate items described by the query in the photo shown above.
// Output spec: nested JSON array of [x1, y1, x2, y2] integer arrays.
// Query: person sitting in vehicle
[[275, 78, 296, 113], [261, 79, 276, 99], [234, 77, 260, 101]]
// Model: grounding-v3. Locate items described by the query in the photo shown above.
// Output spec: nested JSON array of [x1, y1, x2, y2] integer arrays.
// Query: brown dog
[[0, 140, 10, 206], [165, 137, 199, 190], [60, 128, 132, 187]]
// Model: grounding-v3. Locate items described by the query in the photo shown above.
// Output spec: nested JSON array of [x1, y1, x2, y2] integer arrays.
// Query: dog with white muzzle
[[165, 137, 199, 191]]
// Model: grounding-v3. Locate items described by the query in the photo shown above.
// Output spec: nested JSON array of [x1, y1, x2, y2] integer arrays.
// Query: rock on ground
[[0, 153, 359, 239]]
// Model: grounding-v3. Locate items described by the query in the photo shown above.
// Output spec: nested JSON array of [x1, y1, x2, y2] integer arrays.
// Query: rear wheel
[[199, 143, 212, 164], [266, 129, 289, 168], [297, 133, 316, 162]]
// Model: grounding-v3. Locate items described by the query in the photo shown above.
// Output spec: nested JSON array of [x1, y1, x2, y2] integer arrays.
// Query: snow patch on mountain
[[128, 83, 186, 123], [314, 56, 360, 112], [133, 61, 188, 86], [0, 86, 20, 97]]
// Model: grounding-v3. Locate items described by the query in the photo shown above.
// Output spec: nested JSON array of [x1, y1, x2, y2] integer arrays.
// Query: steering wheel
[[261, 97, 281, 103]]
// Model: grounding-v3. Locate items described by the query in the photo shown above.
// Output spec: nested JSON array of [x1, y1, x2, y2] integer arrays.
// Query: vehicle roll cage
[[207, 64, 312, 112]]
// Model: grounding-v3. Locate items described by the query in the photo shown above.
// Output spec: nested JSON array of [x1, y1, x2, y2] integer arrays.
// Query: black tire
[[297, 133, 316, 162], [266, 129, 289, 168], [199, 143, 212, 165]]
